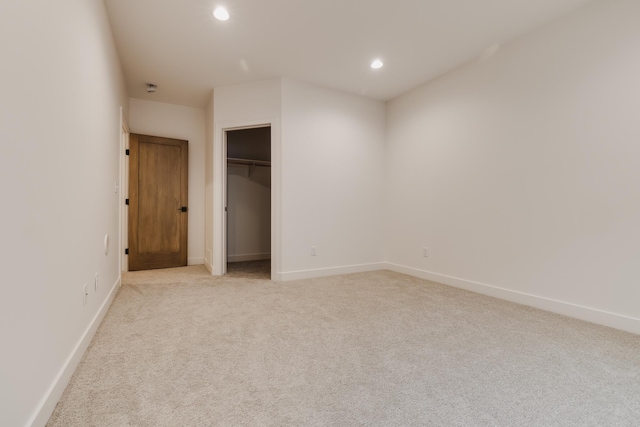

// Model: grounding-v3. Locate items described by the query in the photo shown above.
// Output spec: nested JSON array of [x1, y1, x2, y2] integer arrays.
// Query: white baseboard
[[204, 258, 213, 274], [277, 262, 386, 282], [227, 253, 271, 263], [29, 276, 122, 427], [187, 257, 205, 266], [385, 263, 640, 336]]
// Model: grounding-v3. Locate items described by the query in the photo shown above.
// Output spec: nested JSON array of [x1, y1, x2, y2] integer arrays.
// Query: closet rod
[[227, 157, 271, 167]]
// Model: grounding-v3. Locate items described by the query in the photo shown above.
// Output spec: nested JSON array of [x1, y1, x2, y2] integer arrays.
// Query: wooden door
[[128, 134, 188, 271]]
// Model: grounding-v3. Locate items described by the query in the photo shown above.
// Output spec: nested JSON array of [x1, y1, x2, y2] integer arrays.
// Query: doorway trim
[[119, 107, 130, 274], [213, 118, 280, 280]]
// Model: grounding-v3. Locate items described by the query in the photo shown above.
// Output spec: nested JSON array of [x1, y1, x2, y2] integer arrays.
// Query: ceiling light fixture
[[371, 59, 384, 69], [213, 6, 230, 21]]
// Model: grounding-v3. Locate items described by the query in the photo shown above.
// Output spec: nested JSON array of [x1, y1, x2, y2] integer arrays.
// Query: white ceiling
[[104, 0, 595, 108]]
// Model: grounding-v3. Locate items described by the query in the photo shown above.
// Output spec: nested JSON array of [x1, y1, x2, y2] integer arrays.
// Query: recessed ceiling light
[[213, 6, 230, 21], [371, 59, 384, 69]]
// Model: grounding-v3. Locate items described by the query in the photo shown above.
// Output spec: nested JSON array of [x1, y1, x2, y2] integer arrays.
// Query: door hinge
[[125, 198, 129, 205], [125, 149, 130, 155], [125, 248, 129, 255], [179, 206, 188, 212]]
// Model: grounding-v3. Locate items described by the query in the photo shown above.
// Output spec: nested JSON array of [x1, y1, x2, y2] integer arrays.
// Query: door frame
[[119, 107, 130, 274], [213, 118, 280, 280]]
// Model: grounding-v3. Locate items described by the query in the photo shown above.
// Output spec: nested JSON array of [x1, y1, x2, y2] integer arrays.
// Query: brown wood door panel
[[129, 133, 188, 271]]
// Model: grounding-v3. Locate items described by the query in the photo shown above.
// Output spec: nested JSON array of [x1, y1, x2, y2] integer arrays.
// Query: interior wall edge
[[384, 263, 640, 336], [28, 277, 122, 427]]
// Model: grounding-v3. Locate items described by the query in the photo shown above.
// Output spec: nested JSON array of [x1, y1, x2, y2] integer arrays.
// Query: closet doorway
[[225, 126, 271, 279]]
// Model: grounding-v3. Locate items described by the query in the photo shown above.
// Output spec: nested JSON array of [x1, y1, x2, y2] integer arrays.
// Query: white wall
[[0, 0, 128, 425], [385, 0, 640, 333], [129, 98, 206, 265], [280, 79, 386, 280], [212, 79, 282, 276]]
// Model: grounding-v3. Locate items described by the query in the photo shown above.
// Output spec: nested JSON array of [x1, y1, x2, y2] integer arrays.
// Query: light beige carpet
[[47, 265, 640, 426]]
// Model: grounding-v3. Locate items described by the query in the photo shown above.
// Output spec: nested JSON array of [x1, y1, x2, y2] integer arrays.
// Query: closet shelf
[[227, 157, 271, 167]]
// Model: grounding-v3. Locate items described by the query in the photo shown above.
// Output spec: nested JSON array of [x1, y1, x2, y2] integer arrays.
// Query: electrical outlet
[[94, 273, 99, 292], [423, 247, 429, 258], [311, 246, 317, 256], [83, 284, 88, 305]]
